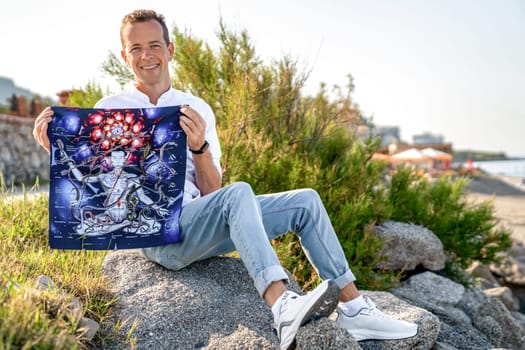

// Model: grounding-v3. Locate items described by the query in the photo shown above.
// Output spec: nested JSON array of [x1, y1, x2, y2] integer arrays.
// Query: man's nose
[[141, 48, 153, 59]]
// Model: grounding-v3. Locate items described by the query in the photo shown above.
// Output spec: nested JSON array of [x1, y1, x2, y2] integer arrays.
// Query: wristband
[[189, 140, 209, 154]]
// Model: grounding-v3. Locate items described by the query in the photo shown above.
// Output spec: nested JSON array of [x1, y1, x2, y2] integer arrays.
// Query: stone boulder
[[490, 254, 525, 286], [100, 250, 437, 349], [393, 272, 465, 309], [374, 221, 447, 271], [484, 286, 520, 311], [459, 287, 525, 349], [392, 271, 525, 349], [101, 251, 277, 349], [488, 244, 525, 312], [296, 318, 361, 350], [466, 261, 500, 287]]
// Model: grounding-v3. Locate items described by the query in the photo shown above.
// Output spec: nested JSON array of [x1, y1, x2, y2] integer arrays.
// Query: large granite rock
[[393, 272, 465, 309], [459, 287, 525, 349], [100, 250, 436, 349], [101, 251, 277, 349], [374, 221, 447, 271], [392, 271, 525, 350]]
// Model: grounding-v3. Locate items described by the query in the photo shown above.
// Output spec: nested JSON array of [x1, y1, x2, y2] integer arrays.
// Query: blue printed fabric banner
[[47, 106, 186, 250]]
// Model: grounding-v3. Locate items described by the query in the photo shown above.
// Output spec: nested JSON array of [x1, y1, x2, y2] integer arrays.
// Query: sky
[[1, 0, 524, 157]]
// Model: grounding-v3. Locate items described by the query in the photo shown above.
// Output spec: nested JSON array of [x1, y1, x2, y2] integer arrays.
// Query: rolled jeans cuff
[[332, 269, 356, 290], [255, 265, 289, 297]]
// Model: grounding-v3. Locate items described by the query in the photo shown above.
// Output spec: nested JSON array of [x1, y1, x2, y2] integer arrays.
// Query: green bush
[[387, 167, 512, 273], [69, 81, 107, 108]]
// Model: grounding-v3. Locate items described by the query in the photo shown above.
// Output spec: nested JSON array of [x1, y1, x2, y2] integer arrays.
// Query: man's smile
[[141, 63, 160, 70]]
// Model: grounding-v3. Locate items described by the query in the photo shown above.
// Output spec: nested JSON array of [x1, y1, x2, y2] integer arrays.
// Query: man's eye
[[151, 44, 161, 49], [130, 47, 141, 53]]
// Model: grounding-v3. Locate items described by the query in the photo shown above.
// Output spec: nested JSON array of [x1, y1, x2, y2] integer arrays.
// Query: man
[[34, 9, 417, 349]]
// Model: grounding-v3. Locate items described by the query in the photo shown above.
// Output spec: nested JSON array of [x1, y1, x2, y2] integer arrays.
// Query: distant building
[[352, 117, 374, 140], [355, 119, 401, 145], [372, 128, 453, 156], [349, 121, 454, 158], [377, 126, 401, 148], [413, 132, 444, 145]]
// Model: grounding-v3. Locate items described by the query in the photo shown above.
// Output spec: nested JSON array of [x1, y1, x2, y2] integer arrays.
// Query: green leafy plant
[[387, 167, 512, 271], [69, 80, 108, 108]]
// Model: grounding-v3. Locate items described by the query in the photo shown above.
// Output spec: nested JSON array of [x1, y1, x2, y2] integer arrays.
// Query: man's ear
[[168, 42, 174, 59], [121, 50, 130, 67]]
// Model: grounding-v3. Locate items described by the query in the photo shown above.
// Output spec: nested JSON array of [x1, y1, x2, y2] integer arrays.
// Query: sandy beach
[[467, 174, 525, 245]]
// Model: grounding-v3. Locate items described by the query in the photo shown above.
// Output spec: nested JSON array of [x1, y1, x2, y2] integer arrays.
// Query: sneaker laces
[[359, 296, 390, 319], [283, 293, 296, 308]]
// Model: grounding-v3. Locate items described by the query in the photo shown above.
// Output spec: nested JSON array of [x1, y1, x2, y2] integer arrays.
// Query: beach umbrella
[[391, 148, 430, 161], [421, 147, 453, 161]]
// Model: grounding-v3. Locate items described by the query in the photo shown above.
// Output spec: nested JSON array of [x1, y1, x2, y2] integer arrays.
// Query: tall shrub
[[167, 23, 398, 289], [100, 21, 511, 290]]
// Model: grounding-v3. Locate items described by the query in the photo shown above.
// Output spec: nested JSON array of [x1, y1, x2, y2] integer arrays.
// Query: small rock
[[375, 221, 447, 271], [78, 317, 100, 341]]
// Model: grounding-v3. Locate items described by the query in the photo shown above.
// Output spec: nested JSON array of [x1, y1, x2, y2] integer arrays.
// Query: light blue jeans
[[142, 182, 356, 296]]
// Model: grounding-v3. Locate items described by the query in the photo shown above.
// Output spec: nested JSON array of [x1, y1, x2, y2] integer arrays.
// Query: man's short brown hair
[[120, 9, 170, 48]]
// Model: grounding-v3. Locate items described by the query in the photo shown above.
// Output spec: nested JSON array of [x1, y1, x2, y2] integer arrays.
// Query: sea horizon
[[472, 159, 525, 178]]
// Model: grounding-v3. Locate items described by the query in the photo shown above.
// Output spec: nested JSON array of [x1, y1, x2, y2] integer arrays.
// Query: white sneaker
[[336, 296, 418, 341], [275, 280, 340, 350]]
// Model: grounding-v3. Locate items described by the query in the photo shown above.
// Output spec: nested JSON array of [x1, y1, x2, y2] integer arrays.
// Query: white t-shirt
[[94, 86, 222, 206]]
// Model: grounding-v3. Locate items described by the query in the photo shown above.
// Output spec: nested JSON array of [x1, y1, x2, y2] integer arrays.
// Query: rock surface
[[393, 271, 525, 350], [100, 250, 438, 349], [374, 221, 447, 271], [101, 251, 275, 349]]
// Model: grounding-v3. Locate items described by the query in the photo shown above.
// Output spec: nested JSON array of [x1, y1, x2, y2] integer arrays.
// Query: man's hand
[[179, 105, 207, 152], [33, 106, 53, 153], [178, 105, 221, 195]]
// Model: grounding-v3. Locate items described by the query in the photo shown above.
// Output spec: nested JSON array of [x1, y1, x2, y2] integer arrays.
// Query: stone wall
[[0, 114, 49, 185]]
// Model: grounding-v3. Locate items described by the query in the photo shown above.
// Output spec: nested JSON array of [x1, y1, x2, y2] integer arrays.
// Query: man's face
[[120, 20, 174, 90]]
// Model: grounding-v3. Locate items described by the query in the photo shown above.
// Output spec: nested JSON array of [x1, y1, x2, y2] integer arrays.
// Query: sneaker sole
[[350, 326, 418, 341], [279, 280, 341, 349], [299, 280, 341, 326]]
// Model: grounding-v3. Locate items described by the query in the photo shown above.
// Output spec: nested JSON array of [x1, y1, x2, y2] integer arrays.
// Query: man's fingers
[[33, 117, 49, 141], [180, 106, 206, 129], [34, 115, 51, 137], [33, 107, 53, 153], [179, 106, 209, 150]]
